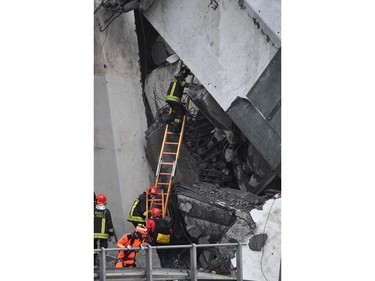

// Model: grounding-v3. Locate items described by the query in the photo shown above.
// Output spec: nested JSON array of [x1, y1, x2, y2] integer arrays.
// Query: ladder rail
[[147, 75, 194, 221], [145, 189, 149, 223], [150, 121, 172, 216], [146, 118, 171, 221], [155, 115, 172, 185], [163, 104, 189, 217]]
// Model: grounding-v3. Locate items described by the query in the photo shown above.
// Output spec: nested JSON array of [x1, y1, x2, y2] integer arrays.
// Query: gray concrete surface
[[142, 0, 281, 176], [227, 49, 281, 175], [243, 0, 281, 45], [143, 0, 279, 111], [239, 197, 281, 281], [94, 11, 154, 236]]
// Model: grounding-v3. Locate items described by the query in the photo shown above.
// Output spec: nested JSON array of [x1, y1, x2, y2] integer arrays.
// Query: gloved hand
[[108, 236, 113, 242], [125, 245, 132, 250]]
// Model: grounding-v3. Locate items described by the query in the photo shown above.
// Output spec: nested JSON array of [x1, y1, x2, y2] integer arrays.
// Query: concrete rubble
[[94, 0, 281, 279], [142, 60, 281, 278], [145, 65, 280, 196], [140, 180, 281, 278]]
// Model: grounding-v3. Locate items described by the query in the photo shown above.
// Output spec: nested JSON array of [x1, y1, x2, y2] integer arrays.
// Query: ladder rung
[[167, 131, 180, 135], [157, 183, 170, 185], [165, 142, 179, 145], [159, 172, 171, 176], [161, 162, 174, 165], [162, 152, 177, 155], [155, 193, 167, 196]]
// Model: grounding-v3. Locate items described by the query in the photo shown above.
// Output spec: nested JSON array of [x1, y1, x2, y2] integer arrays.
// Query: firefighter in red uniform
[[115, 224, 148, 268], [146, 208, 172, 268]]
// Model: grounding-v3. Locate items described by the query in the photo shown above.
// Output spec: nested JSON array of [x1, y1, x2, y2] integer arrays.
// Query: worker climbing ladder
[[146, 75, 194, 221]]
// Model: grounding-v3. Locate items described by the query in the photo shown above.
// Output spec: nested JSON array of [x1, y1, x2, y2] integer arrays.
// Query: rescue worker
[[94, 193, 115, 265], [115, 224, 148, 268], [164, 66, 191, 133], [127, 185, 158, 227], [146, 208, 172, 268]]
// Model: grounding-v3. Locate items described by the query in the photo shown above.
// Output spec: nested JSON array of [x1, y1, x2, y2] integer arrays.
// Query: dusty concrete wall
[[143, 0, 279, 111], [94, 12, 154, 236]]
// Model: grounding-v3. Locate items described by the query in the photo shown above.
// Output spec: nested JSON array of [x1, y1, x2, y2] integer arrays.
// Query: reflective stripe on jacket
[[94, 206, 114, 239], [127, 193, 147, 223], [166, 77, 188, 103]]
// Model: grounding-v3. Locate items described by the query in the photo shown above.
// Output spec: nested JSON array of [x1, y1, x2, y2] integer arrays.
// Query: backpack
[[152, 218, 171, 244]]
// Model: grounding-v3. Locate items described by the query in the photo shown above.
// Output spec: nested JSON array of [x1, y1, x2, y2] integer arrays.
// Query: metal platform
[[94, 243, 250, 281], [94, 267, 240, 280]]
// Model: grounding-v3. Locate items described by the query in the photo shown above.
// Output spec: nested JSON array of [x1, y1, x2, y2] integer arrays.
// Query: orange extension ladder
[[146, 76, 194, 221]]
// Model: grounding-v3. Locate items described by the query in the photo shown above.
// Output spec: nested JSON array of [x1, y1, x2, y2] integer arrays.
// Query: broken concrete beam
[[174, 183, 263, 243], [176, 183, 264, 213], [227, 50, 281, 177], [143, 0, 280, 111], [245, 49, 281, 137], [177, 195, 234, 227]]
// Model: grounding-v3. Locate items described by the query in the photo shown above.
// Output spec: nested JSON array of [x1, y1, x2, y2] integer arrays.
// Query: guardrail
[[94, 242, 245, 281]]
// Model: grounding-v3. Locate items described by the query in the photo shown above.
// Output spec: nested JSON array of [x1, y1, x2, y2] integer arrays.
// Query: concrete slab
[[143, 0, 279, 111]]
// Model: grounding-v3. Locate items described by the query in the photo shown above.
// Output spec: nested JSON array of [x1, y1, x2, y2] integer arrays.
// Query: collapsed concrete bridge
[[94, 0, 281, 280]]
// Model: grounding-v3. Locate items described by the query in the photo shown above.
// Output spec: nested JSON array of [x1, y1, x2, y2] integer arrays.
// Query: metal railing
[[94, 242, 245, 281]]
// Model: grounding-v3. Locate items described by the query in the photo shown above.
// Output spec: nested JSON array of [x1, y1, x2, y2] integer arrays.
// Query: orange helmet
[[96, 193, 107, 205], [135, 224, 147, 235], [148, 185, 158, 195], [151, 208, 161, 218]]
